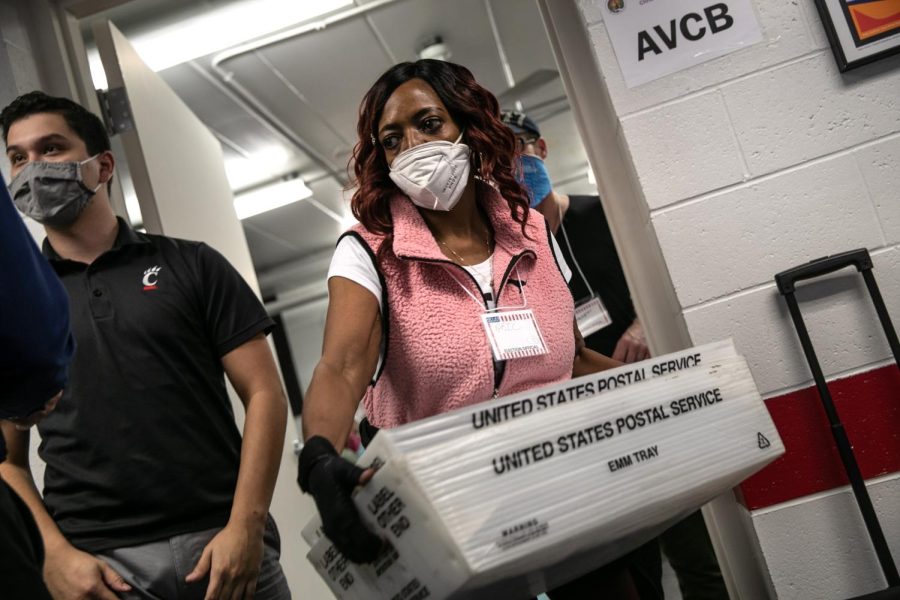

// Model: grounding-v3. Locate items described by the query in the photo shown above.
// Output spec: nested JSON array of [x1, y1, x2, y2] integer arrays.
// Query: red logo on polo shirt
[[142, 266, 161, 290]]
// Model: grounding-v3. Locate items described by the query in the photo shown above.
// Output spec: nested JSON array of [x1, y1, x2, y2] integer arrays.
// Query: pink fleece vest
[[349, 185, 575, 429]]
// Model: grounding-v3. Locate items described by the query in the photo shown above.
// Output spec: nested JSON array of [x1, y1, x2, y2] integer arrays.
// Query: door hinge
[[96, 87, 134, 134]]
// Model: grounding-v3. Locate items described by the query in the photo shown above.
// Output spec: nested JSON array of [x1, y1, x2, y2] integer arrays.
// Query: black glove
[[298, 435, 383, 564]]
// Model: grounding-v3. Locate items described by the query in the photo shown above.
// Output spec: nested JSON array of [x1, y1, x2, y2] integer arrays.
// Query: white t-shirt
[[327, 233, 573, 311]]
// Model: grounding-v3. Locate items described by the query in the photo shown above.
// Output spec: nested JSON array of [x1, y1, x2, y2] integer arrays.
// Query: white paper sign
[[603, 0, 763, 87]]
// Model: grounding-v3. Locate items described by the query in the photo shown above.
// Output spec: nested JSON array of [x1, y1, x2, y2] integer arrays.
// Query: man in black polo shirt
[[1, 91, 291, 599]]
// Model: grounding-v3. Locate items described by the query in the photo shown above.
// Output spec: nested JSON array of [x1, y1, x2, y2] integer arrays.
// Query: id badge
[[480, 309, 550, 361], [575, 295, 612, 338]]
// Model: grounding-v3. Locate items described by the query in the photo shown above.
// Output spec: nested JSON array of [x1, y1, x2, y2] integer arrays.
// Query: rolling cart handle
[[775, 248, 900, 364], [775, 248, 872, 295], [774, 247, 900, 588]]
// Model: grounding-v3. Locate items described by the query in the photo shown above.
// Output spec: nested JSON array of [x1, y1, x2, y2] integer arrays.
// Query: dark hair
[[1, 91, 113, 192], [349, 59, 530, 236], [1, 91, 111, 156]]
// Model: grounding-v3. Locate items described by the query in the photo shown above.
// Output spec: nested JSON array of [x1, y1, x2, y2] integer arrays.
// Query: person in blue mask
[[500, 109, 660, 600], [502, 110, 729, 600], [0, 169, 73, 599], [501, 110, 648, 362]]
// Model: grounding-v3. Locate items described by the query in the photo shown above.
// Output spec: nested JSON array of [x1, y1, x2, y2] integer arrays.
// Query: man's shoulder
[[562, 195, 608, 228], [566, 195, 604, 215], [141, 231, 205, 252], [138, 233, 215, 268], [135, 233, 211, 281]]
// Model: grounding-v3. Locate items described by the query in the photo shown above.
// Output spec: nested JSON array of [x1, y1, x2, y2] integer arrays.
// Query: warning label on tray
[[491, 387, 723, 476], [496, 517, 549, 551]]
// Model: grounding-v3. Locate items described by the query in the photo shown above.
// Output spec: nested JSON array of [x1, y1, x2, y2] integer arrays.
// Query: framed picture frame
[[813, 0, 900, 71]]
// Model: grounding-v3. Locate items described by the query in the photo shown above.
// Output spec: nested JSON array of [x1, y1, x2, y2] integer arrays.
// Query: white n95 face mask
[[388, 132, 471, 212]]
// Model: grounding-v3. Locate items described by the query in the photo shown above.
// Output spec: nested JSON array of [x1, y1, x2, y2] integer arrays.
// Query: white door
[[93, 20, 326, 598]]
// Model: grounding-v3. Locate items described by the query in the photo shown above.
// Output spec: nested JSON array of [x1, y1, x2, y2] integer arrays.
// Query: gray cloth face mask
[[8, 155, 102, 226]]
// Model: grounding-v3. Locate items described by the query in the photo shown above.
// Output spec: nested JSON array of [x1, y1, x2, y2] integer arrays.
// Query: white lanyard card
[[575, 294, 612, 338], [480, 309, 549, 361]]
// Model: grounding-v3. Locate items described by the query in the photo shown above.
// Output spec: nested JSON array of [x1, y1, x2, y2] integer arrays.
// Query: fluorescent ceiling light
[[224, 145, 292, 191], [89, 0, 352, 89], [234, 177, 312, 220]]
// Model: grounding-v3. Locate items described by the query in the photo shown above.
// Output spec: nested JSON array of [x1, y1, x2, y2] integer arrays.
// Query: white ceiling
[[80, 0, 597, 298]]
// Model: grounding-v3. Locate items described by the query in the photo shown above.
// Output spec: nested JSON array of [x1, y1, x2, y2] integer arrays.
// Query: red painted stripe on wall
[[739, 364, 900, 511]]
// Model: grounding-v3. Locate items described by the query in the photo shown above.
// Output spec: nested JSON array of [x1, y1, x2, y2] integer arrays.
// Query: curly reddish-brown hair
[[349, 59, 530, 236]]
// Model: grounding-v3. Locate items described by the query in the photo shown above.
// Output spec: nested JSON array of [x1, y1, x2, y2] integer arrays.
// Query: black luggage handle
[[775, 248, 900, 589], [775, 248, 873, 294], [776, 248, 900, 364]]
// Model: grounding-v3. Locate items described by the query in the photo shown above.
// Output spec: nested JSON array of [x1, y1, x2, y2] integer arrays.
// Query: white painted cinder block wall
[[575, 1, 900, 598]]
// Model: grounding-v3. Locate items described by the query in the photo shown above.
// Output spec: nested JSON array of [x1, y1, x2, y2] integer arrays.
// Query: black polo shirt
[[556, 195, 637, 357], [38, 218, 274, 552]]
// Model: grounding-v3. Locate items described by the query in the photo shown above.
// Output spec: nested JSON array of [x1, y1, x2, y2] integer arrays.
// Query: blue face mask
[[518, 154, 552, 208]]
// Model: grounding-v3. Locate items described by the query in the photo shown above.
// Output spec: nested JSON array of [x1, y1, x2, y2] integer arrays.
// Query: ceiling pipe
[[483, 0, 520, 111], [205, 0, 415, 188], [211, 0, 413, 68], [253, 51, 354, 149], [525, 94, 569, 116], [198, 61, 349, 186], [483, 0, 514, 88]]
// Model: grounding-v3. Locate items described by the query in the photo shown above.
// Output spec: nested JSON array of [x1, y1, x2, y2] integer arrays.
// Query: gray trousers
[[97, 517, 291, 599]]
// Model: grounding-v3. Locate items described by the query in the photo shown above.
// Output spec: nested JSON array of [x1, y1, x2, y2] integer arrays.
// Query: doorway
[[27, 0, 766, 596]]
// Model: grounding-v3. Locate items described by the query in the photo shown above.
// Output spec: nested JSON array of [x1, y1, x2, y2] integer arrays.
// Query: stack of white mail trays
[[304, 339, 784, 599]]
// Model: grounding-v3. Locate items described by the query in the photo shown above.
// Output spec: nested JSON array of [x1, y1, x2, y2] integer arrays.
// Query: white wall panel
[[576, 0, 604, 26], [653, 155, 884, 306], [0, 2, 29, 50], [5, 41, 41, 93], [682, 248, 900, 396], [621, 91, 746, 209], [723, 54, 900, 177], [797, 0, 831, 50], [751, 475, 900, 599], [577, 0, 900, 593], [855, 135, 900, 246]]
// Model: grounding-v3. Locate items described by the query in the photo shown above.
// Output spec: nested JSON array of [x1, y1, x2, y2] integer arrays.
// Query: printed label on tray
[[490, 387, 724, 477], [608, 443, 661, 473], [495, 517, 550, 551], [366, 485, 412, 539], [390, 577, 431, 600], [469, 351, 715, 432]]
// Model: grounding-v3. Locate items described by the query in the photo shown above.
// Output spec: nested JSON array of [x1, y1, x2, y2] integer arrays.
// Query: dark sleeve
[[0, 175, 74, 416], [562, 196, 636, 356], [194, 242, 274, 356], [0, 480, 53, 600]]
